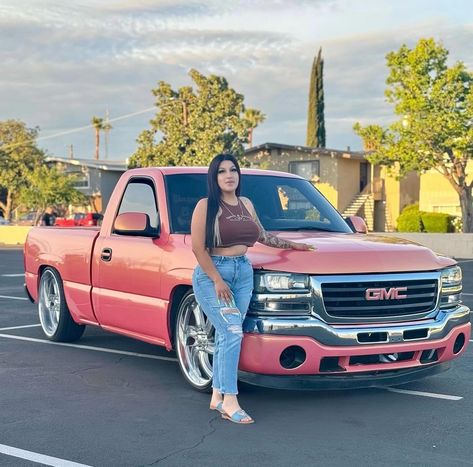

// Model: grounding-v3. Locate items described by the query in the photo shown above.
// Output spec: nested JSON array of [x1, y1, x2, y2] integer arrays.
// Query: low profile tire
[[38, 267, 85, 342], [175, 290, 215, 392]]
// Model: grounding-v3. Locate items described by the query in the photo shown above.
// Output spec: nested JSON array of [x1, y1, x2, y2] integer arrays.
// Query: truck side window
[[117, 179, 159, 230]]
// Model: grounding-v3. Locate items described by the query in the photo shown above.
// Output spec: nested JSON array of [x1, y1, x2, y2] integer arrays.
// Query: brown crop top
[[217, 198, 261, 247]]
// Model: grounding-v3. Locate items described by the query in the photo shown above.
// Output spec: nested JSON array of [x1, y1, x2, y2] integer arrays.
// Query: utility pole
[[68, 144, 74, 159], [104, 109, 111, 160]]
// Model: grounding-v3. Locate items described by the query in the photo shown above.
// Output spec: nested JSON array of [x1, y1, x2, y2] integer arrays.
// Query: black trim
[[24, 283, 35, 303], [238, 362, 450, 391], [113, 176, 161, 238]]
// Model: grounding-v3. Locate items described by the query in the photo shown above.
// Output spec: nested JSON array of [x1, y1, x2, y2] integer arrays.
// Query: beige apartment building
[[244, 143, 420, 232]]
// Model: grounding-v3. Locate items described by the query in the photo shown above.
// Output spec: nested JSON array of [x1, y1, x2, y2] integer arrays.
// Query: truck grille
[[321, 278, 438, 319]]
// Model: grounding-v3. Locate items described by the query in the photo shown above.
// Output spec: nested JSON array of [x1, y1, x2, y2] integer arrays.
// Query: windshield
[[165, 173, 352, 234]]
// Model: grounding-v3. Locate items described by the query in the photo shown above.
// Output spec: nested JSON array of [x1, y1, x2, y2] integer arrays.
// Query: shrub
[[397, 204, 423, 232], [452, 216, 463, 233], [420, 212, 455, 233], [397, 204, 456, 233]]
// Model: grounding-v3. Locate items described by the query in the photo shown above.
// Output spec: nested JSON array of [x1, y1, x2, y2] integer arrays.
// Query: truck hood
[[245, 232, 455, 274]]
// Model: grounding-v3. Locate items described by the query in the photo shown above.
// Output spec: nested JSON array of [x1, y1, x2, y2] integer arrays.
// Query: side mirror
[[113, 212, 159, 237], [345, 215, 368, 234]]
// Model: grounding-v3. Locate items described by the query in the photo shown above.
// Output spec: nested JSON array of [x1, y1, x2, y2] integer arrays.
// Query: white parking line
[[0, 295, 28, 301], [0, 333, 178, 362], [0, 443, 92, 467], [1, 273, 24, 277], [386, 388, 462, 400], [0, 324, 41, 331], [462, 292, 473, 296]]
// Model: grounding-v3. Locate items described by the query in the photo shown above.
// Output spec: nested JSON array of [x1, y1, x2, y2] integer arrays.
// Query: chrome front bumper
[[243, 304, 471, 347]]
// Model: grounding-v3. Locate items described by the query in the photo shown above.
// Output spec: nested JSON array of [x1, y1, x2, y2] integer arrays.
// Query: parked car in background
[[55, 212, 103, 227], [0, 217, 10, 225], [16, 211, 38, 226]]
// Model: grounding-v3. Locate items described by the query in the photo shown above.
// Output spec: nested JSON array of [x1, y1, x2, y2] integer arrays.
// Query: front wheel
[[38, 267, 85, 342], [175, 291, 215, 392]]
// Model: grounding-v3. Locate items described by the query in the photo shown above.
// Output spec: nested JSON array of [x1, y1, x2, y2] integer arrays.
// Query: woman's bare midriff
[[210, 245, 249, 256]]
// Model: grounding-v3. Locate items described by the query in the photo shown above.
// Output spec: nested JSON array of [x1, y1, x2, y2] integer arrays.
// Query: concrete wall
[[379, 232, 473, 259], [0, 226, 32, 245]]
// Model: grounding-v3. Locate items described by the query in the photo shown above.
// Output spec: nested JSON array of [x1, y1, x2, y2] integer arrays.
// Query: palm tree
[[91, 116, 104, 160], [244, 108, 266, 147]]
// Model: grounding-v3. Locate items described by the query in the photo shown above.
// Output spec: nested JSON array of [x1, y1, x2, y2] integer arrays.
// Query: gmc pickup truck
[[24, 167, 471, 391]]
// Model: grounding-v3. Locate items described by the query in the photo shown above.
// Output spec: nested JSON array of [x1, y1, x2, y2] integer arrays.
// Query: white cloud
[[0, 0, 472, 158]]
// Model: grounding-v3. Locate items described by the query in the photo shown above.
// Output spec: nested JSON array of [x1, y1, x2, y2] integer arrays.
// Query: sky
[[1, 0, 472, 161]]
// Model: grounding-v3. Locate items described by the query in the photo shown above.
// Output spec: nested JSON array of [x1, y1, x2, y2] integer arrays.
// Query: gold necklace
[[221, 199, 246, 221]]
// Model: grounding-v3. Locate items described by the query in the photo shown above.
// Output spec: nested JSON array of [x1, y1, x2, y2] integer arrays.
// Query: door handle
[[101, 248, 112, 262]]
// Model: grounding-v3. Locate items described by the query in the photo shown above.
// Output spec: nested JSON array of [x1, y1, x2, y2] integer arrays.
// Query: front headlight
[[440, 266, 462, 309], [254, 272, 310, 293], [441, 266, 462, 293]]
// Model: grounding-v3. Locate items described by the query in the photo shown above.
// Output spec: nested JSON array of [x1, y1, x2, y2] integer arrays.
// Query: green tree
[[244, 108, 266, 147], [0, 120, 43, 220], [129, 69, 262, 168], [91, 116, 104, 160], [354, 38, 473, 232], [18, 165, 87, 224], [306, 47, 326, 148]]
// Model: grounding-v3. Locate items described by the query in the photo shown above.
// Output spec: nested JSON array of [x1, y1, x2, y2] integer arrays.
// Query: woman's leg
[[192, 263, 243, 396], [193, 258, 253, 422], [220, 257, 254, 421]]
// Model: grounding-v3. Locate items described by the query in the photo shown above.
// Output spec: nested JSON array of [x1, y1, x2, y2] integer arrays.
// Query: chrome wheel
[[176, 293, 215, 390], [38, 269, 61, 337]]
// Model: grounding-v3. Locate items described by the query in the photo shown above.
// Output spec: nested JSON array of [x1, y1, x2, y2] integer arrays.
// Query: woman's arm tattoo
[[254, 216, 293, 249], [241, 197, 294, 249]]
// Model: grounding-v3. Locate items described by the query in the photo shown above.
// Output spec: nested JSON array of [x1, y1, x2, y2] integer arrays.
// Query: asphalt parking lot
[[0, 248, 472, 467]]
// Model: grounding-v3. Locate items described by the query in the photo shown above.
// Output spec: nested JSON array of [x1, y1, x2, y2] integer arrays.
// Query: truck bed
[[24, 227, 100, 302]]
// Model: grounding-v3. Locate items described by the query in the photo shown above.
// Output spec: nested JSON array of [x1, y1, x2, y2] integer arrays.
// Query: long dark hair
[[205, 153, 241, 248]]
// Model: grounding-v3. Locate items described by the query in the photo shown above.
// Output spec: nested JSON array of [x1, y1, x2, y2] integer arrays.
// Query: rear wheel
[[175, 291, 214, 392], [38, 267, 85, 342]]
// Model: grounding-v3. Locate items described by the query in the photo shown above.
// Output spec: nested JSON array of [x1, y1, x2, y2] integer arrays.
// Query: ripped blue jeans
[[192, 255, 253, 395]]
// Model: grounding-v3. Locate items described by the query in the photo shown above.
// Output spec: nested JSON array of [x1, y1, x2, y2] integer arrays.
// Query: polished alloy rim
[[176, 294, 215, 388], [38, 270, 61, 337]]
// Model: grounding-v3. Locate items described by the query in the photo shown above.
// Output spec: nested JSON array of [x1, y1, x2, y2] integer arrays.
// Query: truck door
[[92, 176, 167, 345]]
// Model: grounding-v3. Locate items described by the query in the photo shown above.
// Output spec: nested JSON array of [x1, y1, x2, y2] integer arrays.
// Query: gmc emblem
[[365, 287, 408, 300]]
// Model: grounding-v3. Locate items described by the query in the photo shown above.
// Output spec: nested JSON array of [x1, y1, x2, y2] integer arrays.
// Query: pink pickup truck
[[24, 167, 471, 391]]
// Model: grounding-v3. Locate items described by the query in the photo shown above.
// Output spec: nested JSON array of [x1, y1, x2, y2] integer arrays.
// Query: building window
[[70, 173, 89, 188], [288, 160, 320, 180]]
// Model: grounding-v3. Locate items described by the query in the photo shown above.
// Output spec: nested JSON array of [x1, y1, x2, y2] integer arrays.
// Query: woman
[[191, 153, 315, 424]]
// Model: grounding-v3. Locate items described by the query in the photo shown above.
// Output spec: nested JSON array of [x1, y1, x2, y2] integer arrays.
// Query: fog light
[[453, 333, 465, 354], [280, 346, 306, 369]]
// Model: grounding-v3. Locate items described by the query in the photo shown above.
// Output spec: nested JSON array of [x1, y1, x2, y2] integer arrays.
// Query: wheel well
[[37, 265, 61, 293], [37, 265, 52, 290], [168, 285, 192, 349]]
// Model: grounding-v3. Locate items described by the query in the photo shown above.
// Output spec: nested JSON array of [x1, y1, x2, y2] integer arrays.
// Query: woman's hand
[[292, 242, 317, 251], [214, 277, 233, 305]]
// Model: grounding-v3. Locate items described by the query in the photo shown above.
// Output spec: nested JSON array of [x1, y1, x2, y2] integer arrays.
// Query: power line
[[0, 106, 156, 153]]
